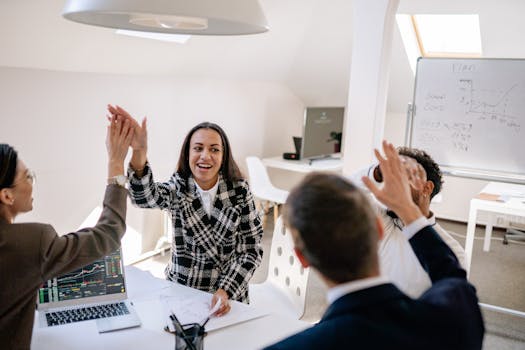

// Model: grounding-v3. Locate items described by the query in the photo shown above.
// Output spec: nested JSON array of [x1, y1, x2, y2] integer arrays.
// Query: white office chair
[[249, 216, 310, 319], [245, 156, 289, 228]]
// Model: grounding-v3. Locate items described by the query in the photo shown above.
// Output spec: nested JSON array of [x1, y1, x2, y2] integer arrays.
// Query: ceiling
[[1, 0, 525, 109]]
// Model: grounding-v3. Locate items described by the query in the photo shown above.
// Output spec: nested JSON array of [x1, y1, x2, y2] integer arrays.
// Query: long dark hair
[[0, 144, 18, 189], [176, 122, 243, 182]]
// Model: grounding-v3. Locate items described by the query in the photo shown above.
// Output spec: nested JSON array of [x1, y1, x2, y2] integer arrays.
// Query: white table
[[32, 267, 310, 350], [464, 182, 525, 318], [465, 182, 525, 273], [262, 155, 343, 173]]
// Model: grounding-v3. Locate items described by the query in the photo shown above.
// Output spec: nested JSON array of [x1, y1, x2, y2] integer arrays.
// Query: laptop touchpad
[[96, 314, 141, 333]]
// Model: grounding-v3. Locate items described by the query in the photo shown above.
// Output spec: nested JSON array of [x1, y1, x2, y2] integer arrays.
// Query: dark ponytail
[[0, 144, 18, 189]]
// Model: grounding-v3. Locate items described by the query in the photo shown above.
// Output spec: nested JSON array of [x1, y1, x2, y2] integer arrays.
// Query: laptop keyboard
[[45, 302, 130, 326]]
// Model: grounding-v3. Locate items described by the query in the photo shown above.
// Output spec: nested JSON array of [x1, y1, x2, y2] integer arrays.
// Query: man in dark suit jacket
[[264, 141, 484, 350]]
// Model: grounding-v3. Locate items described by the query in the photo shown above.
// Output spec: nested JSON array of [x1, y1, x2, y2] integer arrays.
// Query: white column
[[342, 0, 399, 175]]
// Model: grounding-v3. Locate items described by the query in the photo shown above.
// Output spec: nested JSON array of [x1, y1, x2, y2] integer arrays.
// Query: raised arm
[[408, 225, 465, 282], [363, 141, 465, 282], [108, 104, 174, 210], [41, 114, 133, 279], [108, 104, 148, 176]]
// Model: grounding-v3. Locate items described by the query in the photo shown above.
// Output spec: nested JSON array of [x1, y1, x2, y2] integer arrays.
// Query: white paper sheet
[[159, 292, 268, 332], [125, 266, 173, 301]]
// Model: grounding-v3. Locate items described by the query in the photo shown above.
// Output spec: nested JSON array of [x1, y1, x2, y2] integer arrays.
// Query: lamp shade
[[62, 0, 269, 35]]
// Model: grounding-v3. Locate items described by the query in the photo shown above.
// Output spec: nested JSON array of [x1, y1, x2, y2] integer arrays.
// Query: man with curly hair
[[352, 147, 465, 298], [264, 142, 483, 350]]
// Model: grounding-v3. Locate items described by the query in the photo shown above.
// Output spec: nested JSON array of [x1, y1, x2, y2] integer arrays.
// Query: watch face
[[116, 175, 127, 186], [109, 175, 127, 186]]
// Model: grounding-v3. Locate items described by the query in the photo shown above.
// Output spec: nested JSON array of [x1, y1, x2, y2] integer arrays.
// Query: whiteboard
[[409, 58, 525, 183]]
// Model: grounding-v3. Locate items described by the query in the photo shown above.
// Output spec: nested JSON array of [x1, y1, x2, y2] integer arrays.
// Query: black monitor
[[300, 107, 344, 160]]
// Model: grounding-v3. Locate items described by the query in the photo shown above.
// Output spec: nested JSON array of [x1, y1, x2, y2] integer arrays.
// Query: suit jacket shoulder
[[265, 225, 484, 350]]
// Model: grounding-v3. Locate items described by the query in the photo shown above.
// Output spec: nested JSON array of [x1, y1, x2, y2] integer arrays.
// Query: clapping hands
[[106, 114, 134, 177], [107, 105, 148, 152], [107, 105, 149, 172]]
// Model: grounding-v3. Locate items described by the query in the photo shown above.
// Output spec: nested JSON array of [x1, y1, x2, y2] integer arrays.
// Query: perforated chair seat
[[249, 217, 309, 319], [249, 281, 301, 318]]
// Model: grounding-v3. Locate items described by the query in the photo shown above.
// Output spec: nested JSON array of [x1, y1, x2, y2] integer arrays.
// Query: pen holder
[[175, 323, 206, 350]]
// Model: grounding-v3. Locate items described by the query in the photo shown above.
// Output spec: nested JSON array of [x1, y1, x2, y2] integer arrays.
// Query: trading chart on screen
[[38, 249, 125, 303]]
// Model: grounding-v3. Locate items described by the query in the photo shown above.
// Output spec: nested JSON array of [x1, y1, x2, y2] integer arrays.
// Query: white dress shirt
[[195, 180, 219, 217], [348, 165, 466, 298], [327, 217, 428, 304]]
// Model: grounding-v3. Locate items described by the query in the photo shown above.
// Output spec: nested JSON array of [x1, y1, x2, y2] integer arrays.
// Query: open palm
[[107, 104, 147, 151]]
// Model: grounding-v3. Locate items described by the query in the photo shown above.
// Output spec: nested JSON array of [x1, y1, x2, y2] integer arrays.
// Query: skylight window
[[413, 14, 482, 57], [396, 14, 482, 74]]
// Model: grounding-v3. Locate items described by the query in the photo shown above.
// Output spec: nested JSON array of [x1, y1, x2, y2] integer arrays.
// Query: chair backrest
[[267, 216, 310, 318], [245, 156, 274, 198]]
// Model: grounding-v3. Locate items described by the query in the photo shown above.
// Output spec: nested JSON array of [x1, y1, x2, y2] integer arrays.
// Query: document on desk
[[480, 182, 525, 202], [160, 292, 268, 332], [125, 266, 174, 301]]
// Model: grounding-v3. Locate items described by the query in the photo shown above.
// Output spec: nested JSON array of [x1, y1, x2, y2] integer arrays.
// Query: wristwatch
[[107, 174, 127, 188]]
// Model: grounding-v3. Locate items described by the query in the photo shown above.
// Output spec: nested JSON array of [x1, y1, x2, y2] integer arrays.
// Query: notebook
[[37, 248, 141, 333]]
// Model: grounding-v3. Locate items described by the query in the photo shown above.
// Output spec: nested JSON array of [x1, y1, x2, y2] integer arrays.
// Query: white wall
[[0, 66, 303, 254]]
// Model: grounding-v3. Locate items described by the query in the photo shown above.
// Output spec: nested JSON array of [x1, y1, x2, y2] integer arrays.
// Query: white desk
[[32, 267, 309, 350], [262, 155, 343, 173], [465, 182, 525, 274], [465, 182, 525, 318]]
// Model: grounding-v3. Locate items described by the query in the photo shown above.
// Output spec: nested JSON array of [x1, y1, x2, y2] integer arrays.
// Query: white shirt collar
[[194, 179, 219, 193], [195, 180, 219, 216], [326, 275, 390, 305]]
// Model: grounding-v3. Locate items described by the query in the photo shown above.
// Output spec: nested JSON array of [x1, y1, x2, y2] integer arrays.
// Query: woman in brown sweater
[[0, 114, 133, 349]]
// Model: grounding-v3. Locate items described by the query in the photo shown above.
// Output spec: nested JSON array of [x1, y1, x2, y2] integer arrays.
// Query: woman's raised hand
[[106, 114, 134, 177], [107, 104, 148, 152]]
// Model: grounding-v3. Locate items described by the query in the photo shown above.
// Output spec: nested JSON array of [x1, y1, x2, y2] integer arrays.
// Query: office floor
[[439, 220, 525, 350], [133, 216, 525, 350]]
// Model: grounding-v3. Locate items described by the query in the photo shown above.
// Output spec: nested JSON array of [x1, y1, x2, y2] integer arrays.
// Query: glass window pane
[[414, 14, 482, 55]]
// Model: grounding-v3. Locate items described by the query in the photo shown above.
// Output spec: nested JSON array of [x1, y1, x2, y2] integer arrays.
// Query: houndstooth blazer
[[128, 163, 263, 303]]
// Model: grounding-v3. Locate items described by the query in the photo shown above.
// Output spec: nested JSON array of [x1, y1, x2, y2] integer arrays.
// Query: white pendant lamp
[[62, 0, 269, 35]]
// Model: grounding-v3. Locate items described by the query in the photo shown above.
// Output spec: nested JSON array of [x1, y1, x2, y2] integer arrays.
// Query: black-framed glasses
[[10, 169, 36, 187]]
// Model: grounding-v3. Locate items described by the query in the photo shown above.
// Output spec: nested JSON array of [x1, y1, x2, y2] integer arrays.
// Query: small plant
[[327, 132, 342, 144], [327, 131, 342, 153]]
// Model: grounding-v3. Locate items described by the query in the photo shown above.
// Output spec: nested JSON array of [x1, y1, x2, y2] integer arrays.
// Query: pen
[[200, 296, 222, 327], [170, 313, 197, 350], [201, 317, 211, 328]]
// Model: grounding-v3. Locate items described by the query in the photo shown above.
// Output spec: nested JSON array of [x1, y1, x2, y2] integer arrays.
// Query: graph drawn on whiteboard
[[458, 79, 521, 133], [410, 58, 525, 182]]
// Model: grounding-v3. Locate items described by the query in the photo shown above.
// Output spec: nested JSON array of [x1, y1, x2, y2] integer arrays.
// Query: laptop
[[37, 248, 141, 333]]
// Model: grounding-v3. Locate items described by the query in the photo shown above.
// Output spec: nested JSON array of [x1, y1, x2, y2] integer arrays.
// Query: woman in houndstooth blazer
[[108, 105, 263, 316]]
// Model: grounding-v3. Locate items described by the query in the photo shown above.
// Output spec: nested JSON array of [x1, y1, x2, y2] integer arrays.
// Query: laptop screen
[[38, 248, 126, 308]]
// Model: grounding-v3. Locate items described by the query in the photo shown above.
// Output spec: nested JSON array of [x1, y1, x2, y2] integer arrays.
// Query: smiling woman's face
[[188, 128, 223, 190]]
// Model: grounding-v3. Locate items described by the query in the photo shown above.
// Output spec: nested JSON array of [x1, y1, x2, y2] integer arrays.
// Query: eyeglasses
[[10, 169, 36, 187]]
